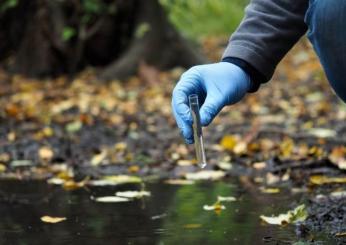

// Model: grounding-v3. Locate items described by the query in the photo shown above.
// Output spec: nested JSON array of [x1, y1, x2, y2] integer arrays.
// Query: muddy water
[[0, 180, 335, 244]]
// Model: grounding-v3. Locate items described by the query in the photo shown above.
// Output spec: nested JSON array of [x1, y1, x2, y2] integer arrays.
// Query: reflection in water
[[0, 180, 332, 244]]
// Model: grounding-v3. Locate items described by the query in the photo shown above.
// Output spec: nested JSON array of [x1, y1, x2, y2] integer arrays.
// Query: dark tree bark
[[0, 0, 205, 79]]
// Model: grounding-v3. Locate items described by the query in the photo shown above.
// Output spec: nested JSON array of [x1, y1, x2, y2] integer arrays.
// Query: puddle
[[0, 180, 336, 244]]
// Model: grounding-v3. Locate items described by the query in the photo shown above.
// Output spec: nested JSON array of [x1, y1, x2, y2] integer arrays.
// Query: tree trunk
[[100, 0, 205, 80], [0, 0, 205, 79]]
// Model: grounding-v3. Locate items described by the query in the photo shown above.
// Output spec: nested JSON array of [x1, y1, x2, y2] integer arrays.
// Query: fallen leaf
[[91, 149, 107, 166], [63, 177, 89, 191], [93, 196, 130, 203], [0, 163, 6, 173], [114, 142, 127, 152], [164, 179, 195, 185], [185, 170, 226, 181], [217, 196, 236, 202], [39, 146, 54, 161], [308, 128, 336, 138], [220, 135, 237, 151], [65, 120, 82, 133], [177, 159, 196, 166], [260, 204, 308, 225], [217, 161, 232, 170], [88, 175, 142, 186], [335, 232, 346, 237], [253, 162, 267, 170], [183, 224, 202, 229], [330, 190, 346, 199], [47, 178, 65, 185], [310, 175, 346, 185], [128, 165, 140, 173], [233, 141, 247, 155], [203, 202, 226, 213], [41, 216, 66, 223], [260, 187, 280, 194], [10, 160, 33, 167], [115, 191, 150, 199]]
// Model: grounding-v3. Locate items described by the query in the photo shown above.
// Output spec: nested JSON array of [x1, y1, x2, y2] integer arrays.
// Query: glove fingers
[[172, 88, 194, 144], [199, 94, 223, 126]]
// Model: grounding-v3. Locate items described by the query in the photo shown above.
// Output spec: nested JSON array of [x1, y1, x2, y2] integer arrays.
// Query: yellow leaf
[[260, 187, 280, 194], [279, 137, 294, 158], [128, 165, 139, 173], [39, 146, 54, 161], [41, 216, 66, 223], [310, 175, 346, 185], [0, 163, 6, 173], [114, 142, 127, 152], [220, 135, 237, 151], [62, 177, 89, 191]]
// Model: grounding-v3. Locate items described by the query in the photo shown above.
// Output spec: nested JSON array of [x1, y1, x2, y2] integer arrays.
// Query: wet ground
[[0, 179, 341, 245]]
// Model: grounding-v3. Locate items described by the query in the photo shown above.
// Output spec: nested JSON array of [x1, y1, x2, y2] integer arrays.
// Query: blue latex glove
[[172, 62, 251, 144]]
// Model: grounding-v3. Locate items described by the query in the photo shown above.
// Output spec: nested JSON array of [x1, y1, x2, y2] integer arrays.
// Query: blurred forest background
[[0, 0, 248, 79]]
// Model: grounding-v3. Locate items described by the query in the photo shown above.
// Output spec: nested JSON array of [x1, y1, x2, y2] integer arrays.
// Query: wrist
[[221, 57, 267, 93]]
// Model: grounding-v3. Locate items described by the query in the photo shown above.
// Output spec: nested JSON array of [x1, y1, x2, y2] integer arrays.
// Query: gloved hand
[[172, 62, 251, 144]]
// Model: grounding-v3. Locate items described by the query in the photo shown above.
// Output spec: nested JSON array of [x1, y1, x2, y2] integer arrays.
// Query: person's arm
[[172, 0, 309, 144], [223, 0, 309, 91]]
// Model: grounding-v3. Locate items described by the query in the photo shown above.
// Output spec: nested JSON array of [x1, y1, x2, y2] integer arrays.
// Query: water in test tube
[[189, 94, 207, 168]]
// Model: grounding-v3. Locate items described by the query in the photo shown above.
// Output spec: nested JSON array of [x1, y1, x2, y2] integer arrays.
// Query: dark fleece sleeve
[[222, 0, 309, 91]]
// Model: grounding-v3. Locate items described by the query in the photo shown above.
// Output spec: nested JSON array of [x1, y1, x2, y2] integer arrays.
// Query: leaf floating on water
[[115, 191, 150, 199], [260, 204, 308, 225], [185, 170, 226, 181], [217, 196, 236, 202], [41, 216, 66, 223], [62, 177, 89, 191], [93, 196, 130, 203], [203, 202, 226, 212], [164, 179, 195, 185], [310, 175, 346, 185], [88, 175, 142, 186], [183, 224, 202, 229]]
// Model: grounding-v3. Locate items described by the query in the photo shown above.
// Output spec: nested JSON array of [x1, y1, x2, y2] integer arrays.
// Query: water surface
[[0, 180, 334, 244]]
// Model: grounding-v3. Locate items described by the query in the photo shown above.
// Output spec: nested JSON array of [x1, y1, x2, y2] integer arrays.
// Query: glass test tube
[[189, 94, 207, 168]]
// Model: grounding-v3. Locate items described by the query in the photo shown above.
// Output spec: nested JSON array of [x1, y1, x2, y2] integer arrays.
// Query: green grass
[[160, 0, 249, 39]]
